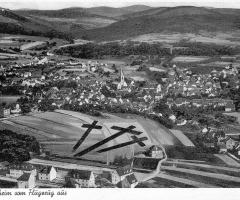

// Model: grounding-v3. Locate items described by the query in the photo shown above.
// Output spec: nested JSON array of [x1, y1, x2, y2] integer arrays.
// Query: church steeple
[[117, 67, 127, 90], [120, 67, 125, 83]]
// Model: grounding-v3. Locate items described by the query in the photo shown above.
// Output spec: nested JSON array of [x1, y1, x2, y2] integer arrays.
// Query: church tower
[[120, 67, 125, 84], [117, 67, 127, 90]]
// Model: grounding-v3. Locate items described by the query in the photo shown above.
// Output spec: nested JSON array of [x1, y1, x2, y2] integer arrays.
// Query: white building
[[38, 166, 57, 181], [150, 145, 164, 159], [17, 173, 35, 188], [111, 165, 133, 185], [66, 170, 95, 188], [8, 163, 37, 178], [117, 67, 127, 90]]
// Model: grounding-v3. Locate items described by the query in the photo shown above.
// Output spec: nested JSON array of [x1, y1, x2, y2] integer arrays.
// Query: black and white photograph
[[0, 0, 240, 193]]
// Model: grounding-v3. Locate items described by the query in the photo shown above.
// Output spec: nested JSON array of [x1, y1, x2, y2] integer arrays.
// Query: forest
[[0, 129, 41, 163], [54, 41, 240, 59]]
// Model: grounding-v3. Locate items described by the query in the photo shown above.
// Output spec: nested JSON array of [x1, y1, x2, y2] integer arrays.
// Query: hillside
[[121, 5, 152, 13], [81, 6, 240, 41], [212, 8, 240, 16], [15, 7, 93, 18], [2, 6, 240, 42], [121, 7, 168, 19], [15, 7, 118, 30], [86, 6, 130, 18], [0, 8, 71, 39], [86, 5, 152, 18]]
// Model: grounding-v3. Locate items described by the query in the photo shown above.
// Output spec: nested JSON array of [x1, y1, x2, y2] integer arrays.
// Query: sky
[[1, 0, 240, 10]]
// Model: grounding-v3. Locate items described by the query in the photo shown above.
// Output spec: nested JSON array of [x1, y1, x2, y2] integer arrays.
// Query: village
[[1, 44, 240, 188], [0, 159, 139, 188]]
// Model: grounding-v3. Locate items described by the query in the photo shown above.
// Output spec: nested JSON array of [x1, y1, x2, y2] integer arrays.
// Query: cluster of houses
[[0, 144, 166, 188], [166, 97, 236, 112], [164, 64, 239, 98], [0, 55, 239, 122], [200, 125, 240, 156], [0, 160, 139, 188]]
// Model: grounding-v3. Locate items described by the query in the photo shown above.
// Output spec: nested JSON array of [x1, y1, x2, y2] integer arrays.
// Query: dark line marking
[[131, 135, 146, 147], [72, 121, 100, 152], [82, 124, 102, 129], [111, 126, 142, 135], [97, 137, 148, 153], [74, 125, 136, 157]]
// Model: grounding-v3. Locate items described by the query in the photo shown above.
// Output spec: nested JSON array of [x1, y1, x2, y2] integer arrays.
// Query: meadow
[[171, 56, 210, 63], [128, 32, 240, 46], [0, 96, 22, 105]]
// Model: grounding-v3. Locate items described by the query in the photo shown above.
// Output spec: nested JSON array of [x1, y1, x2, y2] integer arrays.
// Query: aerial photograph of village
[[0, 0, 240, 189]]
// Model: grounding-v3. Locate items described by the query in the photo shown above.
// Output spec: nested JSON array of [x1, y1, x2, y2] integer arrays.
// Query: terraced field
[[144, 159, 240, 188]]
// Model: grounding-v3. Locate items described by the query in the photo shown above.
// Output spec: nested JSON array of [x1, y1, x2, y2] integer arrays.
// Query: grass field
[[199, 61, 240, 68], [0, 96, 22, 105], [171, 56, 210, 63], [128, 32, 240, 46], [0, 34, 68, 49], [20, 41, 45, 50]]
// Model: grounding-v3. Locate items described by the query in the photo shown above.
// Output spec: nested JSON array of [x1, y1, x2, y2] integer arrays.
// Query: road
[[0, 175, 17, 182], [28, 158, 113, 173]]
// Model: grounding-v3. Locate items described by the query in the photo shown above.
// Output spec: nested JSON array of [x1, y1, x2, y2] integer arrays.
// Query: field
[[3, 110, 194, 164], [0, 96, 22, 105], [171, 56, 210, 63], [36, 16, 117, 29], [0, 34, 68, 49], [170, 129, 195, 147], [20, 41, 45, 50], [128, 32, 240, 46], [199, 61, 240, 68]]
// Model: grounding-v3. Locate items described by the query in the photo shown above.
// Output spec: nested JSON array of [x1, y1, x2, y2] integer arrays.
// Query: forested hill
[[0, 129, 41, 163], [81, 6, 240, 41]]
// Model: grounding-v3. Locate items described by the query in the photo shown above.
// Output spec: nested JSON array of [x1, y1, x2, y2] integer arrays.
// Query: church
[[117, 67, 128, 90]]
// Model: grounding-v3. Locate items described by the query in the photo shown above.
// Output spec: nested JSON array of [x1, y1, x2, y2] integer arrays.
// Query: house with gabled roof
[[125, 174, 138, 188], [17, 172, 35, 188], [117, 173, 138, 188], [225, 137, 237, 150], [175, 98, 184, 107], [66, 170, 95, 188], [8, 163, 37, 178], [150, 145, 164, 159], [65, 178, 82, 188], [225, 100, 235, 112], [111, 165, 133, 185], [38, 166, 57, 181]]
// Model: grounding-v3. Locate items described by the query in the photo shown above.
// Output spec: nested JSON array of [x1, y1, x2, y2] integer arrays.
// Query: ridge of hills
[[81, 6, 240, 41], [1, 6, 240, 42], [0, 8, 71, 39]]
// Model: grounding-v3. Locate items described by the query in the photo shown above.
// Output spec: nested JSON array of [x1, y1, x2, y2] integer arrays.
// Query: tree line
[[54, 41, 240, 59]]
